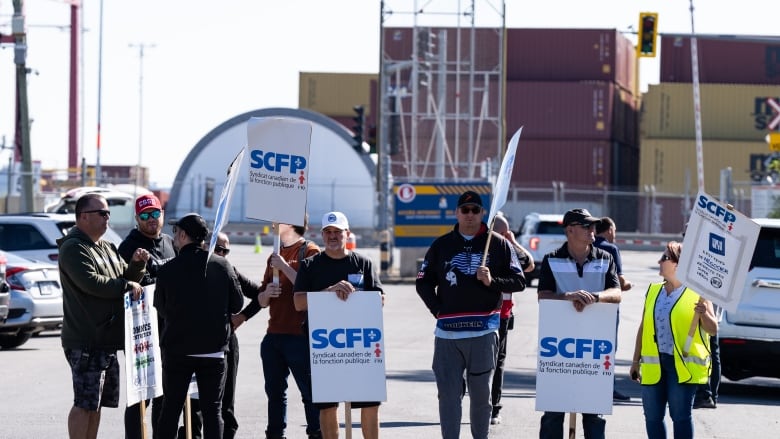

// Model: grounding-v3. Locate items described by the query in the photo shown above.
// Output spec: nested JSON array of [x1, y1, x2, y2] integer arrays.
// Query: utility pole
[[12, 0, 34, 212], [129, 42, 155, 188]]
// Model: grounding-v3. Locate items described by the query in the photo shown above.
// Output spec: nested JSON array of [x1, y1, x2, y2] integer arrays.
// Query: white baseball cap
[[321, 211, 349, 231]]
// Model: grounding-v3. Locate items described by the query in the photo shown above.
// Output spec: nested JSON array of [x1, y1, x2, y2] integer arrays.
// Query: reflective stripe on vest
[[639, 283, 711, 385]]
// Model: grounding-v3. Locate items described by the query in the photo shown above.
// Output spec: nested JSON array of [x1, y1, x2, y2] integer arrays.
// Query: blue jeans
[[539, 412, 605, 439], [261, 333, 320, 437], [642, 353, 697, 439]]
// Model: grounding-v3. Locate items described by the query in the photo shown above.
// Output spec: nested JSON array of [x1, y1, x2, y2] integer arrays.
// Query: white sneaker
[[490, 415, 502, 425]]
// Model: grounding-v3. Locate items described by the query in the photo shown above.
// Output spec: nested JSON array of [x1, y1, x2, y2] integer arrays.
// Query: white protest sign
[[536, 300, 617, 415], [245, 117, 312, 225], [306, 291, 386, 403], [487, 126, 522, 226], [678, 191, 760, 314], [124, 285, 163, 406], [209, 148, 245, 257]]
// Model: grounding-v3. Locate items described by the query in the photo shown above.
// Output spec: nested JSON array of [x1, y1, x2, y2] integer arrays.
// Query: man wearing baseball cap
[[118, 194, 176, 437], [154, 213, 244, 438], [293, 211, 384, 439], [537, 208, 621, 439], [416, 190, 526, 439]]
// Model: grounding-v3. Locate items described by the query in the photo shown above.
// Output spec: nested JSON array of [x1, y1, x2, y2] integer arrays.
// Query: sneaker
[[490, 415, 502, 425], [693, 397, 717, 409], [613, 390, 630, 401]]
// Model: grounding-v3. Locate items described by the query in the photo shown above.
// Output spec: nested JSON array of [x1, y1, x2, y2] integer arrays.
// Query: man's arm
[[415, 248, 441, 317]]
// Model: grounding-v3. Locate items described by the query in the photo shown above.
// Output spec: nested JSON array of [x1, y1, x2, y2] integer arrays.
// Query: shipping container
[[638, 138, 770, 194], [299, 72, 377, 117], [660, 35, 780, 85], [506, 28, 637, 93], [640, 83, 780, 140], [506, 81, 619, 141], [510, 139, 613, 188]]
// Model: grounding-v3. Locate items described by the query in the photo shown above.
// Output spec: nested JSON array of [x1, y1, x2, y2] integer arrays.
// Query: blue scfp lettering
[[697, 195, 737, 224], [249, 150, 307, 174], [310, 328, 382, 349], [539, 337, 613, 359]]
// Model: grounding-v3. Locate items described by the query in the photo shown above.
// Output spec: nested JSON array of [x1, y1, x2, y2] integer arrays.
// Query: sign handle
[[272, 223, 281, 284], [139, 399, 147, 439], [480, 217, 496, 267], [568, 412, 576, 439], [344, 402, 352, 439], [682, 297, 704, 357], [184, 395, 192, 439]]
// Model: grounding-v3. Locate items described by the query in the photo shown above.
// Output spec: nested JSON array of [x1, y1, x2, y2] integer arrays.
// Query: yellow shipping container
[[641, 83, 780, 140], [639, 138, 769, 193], [299, 72, 377, 117]]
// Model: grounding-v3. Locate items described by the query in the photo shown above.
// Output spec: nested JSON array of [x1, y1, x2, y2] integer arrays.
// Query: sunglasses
[[660, 254, 674, 262], [214, 246, 230, 255], [569, 223, 594, 229], [83, 209, 111, 218], [459, 206, 482, 215], [138, 210, 162, 221]]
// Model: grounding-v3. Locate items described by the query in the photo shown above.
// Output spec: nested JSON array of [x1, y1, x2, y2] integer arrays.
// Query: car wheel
[[0, 332, 32, 349]]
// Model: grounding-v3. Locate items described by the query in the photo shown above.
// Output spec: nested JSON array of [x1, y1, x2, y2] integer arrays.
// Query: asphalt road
[[2, 245, 779, 438]]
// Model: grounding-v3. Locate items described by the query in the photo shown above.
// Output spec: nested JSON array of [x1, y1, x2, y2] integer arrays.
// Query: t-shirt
[[294, 251, 383, 294]]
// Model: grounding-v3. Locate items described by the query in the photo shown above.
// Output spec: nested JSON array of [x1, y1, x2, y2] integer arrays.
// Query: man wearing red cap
[[118, 193, 177, 438]]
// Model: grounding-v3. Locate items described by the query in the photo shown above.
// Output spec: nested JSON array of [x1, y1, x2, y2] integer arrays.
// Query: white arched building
[[166, 108, 377, 237]]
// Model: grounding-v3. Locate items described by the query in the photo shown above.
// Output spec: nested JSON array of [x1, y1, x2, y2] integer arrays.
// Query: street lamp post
[[129, 42, 155, 189]]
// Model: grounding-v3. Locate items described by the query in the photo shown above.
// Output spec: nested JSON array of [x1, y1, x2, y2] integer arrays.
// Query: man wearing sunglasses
[[118, 193, 177, 438], [537, 208, 621, 439], [416, 190, 526, 439], [59, 193, 150, 439]]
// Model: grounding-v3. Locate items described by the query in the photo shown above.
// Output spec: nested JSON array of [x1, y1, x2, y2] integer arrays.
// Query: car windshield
[[537, 221, 565, 235], [750, 226, 780, 270]]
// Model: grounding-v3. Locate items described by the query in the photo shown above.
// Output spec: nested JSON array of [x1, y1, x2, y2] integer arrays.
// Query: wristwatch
[[594, 294, 600, 303]]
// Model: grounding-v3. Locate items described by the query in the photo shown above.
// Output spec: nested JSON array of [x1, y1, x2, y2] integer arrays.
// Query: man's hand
[[327, 280, 356, 301], [127, 281, 144, 301], [476, 265, 492, 287], [231, 313, 247, 330], [131, 248, 150, 263], [565, 289, 597, 312]]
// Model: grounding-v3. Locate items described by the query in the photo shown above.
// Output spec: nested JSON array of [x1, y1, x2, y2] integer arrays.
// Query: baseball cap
[[321, 211, 349, 231], [135, 194, 161, 215], [168, 213, 209, 241], [457, 190, 483, 208], [562, 208, 601, 227]]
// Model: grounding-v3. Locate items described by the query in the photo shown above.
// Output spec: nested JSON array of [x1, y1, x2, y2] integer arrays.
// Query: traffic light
[[352, 105, 365, 152], [417, 28, 435, 87], [637, 12, 659, 58]]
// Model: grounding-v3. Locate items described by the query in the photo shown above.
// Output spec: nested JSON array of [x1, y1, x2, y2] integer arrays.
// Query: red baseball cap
[[135, 194, 161, 215]]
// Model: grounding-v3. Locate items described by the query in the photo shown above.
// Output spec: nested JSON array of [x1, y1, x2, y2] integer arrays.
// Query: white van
[[44, 186, 150, 238]]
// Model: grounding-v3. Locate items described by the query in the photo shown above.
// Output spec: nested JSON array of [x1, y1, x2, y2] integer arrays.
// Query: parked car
[[45, 186, 148, 238], [0, 213, 122, 262], [0, 250, 63, 349], [718, 218, 780, 381], [0, 253, 10, 324], [516, 213, 566, 283]]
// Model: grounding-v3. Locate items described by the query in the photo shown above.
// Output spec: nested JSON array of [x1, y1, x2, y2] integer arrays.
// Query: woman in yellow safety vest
[[629, 241, 718, 439]]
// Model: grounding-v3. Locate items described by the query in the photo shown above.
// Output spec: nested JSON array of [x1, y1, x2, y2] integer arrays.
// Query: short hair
[[492, 214, 510, 234], [292, 213, 309, 237], [666, 241, 682, 263], [75, 193, 107, 216], [596, 217, 616, 235]]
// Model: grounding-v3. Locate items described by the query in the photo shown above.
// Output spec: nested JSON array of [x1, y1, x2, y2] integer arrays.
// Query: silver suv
[[0, 213, 122, 262], [517, 213, 566, 283], [719, 218, 780, 381]]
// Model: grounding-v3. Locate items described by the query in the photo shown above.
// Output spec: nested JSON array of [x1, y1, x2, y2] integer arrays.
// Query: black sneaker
[[693, 397, 717, 409], [613, 390, 630, 401]]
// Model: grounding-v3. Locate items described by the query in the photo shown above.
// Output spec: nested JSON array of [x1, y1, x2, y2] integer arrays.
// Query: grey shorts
[[64, 348, 120, 411]]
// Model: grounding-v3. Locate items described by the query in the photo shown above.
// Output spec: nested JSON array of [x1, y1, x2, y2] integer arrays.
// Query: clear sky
[[0, 0, 778, 189]]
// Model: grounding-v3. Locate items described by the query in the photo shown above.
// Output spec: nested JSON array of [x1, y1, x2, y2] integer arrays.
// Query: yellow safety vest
[[639, 282, 711, 385]]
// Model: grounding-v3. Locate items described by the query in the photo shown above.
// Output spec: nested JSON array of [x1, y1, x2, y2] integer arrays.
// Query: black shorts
[[64, 348, 120, 411], [315, 401, 381, 410]]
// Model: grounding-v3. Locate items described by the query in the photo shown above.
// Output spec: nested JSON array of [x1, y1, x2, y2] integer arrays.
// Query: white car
[[0, 250, 63, 349], [718, 218, 780, 381], [0, 213, 122, 263], [517, 213, 566, 283]]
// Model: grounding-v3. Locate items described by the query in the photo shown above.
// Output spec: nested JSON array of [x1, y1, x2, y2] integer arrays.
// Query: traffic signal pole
[[12, 0, 34, 212]]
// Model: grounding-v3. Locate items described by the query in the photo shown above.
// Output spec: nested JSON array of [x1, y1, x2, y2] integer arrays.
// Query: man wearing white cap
[[293, 211, 384, 439]]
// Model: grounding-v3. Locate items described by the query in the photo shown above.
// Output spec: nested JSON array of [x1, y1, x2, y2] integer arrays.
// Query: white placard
[[678, 191, 760, 314], [536, 300, 617, 415], [245, 117, 312, 225], [124, 285, 163, 406], [307, 291, 386, 403]]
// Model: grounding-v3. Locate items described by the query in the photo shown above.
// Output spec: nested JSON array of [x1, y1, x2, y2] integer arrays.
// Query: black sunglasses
[[83, 209, 111, 218], [215, 246, 230, 255], [569, 222, 594, 229], [459, 206, 482, 215], [660, 254, 674, 262], [138, 210, 162, 221]]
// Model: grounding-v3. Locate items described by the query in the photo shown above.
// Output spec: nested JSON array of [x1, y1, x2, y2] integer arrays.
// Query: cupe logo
[[697, 195, 737, 225], [539, 337, 613, 359], [311, 327, 382, 349], [249, 149, 307, 174]]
